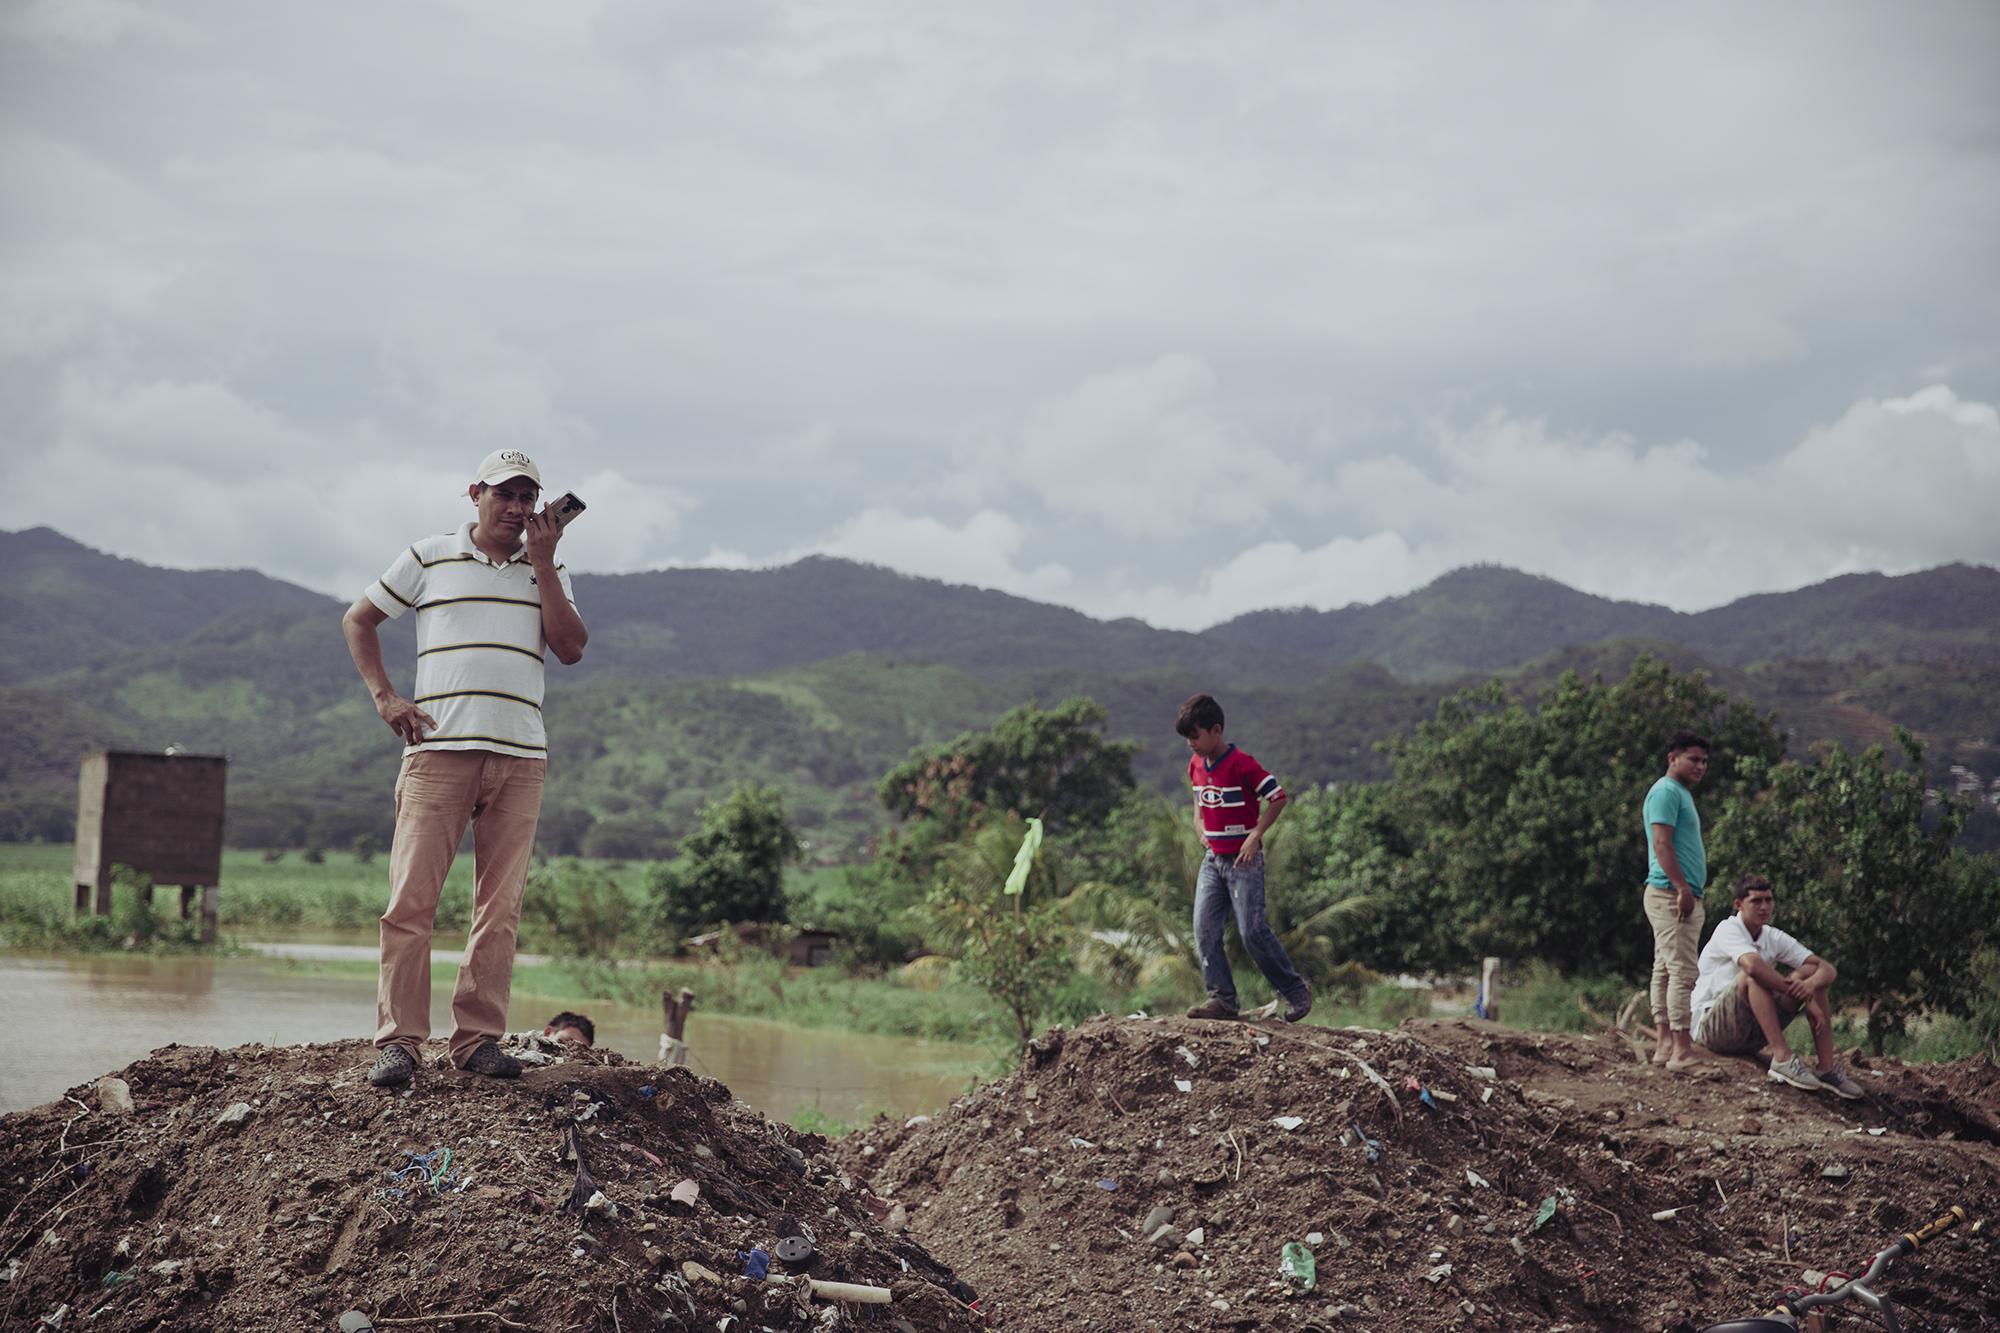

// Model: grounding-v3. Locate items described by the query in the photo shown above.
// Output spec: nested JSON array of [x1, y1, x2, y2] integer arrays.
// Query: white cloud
[[6, 374, 471, 596], [1008, 355, 1321, 539], [811, 508, 1073, 602], [1141, 384, 2000, 621], [1085, 533, 1445, 631], [0, 0, 197, 51], [379, 304, 592, 447], [561, 467, 686, 572], [4, 3, 1999, 638]]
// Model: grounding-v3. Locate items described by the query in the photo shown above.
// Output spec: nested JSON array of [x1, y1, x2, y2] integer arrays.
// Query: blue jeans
[[1193, 849, 1308, 1010]]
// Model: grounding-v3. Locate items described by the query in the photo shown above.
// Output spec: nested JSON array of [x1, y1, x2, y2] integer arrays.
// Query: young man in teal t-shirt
[[1643, 731, 1710, 1070]]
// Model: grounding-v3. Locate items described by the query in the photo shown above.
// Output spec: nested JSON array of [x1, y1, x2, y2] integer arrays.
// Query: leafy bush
[[1502, 962, 1643, 1034], [522, 859, 645, 960], [649, 784, 801, 935]]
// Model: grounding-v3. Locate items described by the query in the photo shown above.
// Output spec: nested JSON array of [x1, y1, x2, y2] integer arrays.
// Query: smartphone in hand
[[546, 493, 587, 529]]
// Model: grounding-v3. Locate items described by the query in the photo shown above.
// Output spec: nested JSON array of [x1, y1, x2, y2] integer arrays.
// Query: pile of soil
[[0, 1038, 982, 1331], [6, 1018, 1995, 1331], [839, 1016, 2000, 1332]]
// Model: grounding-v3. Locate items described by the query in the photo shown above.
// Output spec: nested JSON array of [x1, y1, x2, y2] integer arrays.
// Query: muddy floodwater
[[0, 951, 987, 1122]]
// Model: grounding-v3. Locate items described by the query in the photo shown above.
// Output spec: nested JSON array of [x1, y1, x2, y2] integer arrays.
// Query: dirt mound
[[0, 1038, 981, 1331], [839, 1016, 2000, 1332]]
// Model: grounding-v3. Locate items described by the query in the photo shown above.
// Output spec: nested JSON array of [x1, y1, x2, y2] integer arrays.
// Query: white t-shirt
[[366, 522, 577, 759], [1690, 913, 1813, 1031]]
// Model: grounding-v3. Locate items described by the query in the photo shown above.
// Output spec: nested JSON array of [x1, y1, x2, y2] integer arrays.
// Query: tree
[[879, 698, 1136, 838], [582, 812, 676, 862], [1711, 730, 2000, 1052], [1345, 656, 1785, 974], [922, 815, 1076, 1045], [649, 783, 802, 936], [523, 859, 640, 961]]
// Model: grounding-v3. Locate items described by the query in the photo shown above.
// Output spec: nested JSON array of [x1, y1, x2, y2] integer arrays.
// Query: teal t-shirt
[[1643, 775, 1706, 895]]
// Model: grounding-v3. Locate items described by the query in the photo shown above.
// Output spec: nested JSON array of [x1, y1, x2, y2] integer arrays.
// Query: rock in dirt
[[93, 1078, 133, 1116]]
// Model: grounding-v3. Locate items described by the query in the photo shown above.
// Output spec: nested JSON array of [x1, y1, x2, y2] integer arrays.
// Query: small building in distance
[[73, 749, 227, 941], [683, 923, 842, 968]]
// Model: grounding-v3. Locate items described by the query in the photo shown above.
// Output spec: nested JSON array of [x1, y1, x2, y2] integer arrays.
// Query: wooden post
[[659, 987, 695, 1066], [1476, 957, 1501, 1022], [199, 887, 219, 944], [180, 886, 197, 920]]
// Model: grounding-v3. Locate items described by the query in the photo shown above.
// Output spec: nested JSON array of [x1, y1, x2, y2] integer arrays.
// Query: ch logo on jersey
[[1195, 784, 1245, 808]]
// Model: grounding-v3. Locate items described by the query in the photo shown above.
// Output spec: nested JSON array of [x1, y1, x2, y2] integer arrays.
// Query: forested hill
[[0, 527, 331, 684], [2, 526, 1995, 856], [1203, 563, 2000, 680], [10, 527, 1997, 685]]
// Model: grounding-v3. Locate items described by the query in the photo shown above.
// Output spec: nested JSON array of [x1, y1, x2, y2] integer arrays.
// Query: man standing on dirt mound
[[1642, 730, 1710, 1071], [341, 450, 588, 1088], [1177, 693, 1312, 1024]]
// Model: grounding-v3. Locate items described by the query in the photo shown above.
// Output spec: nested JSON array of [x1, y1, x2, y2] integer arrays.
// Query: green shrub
[[1503, 962, 1637, 1034]]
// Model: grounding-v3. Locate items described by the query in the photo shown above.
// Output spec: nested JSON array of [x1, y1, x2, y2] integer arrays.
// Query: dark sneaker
[[367, 1046, 417, 1088], [1767, 1054, 1824, 1092], [1816, 1061, 1866, 1101], [1284, 991, 1313, 1024], [1185, 999, 1240, 1021], [462, 1040, 522, 1079]]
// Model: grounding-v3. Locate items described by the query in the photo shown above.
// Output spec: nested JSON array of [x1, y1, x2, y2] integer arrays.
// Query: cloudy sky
[[4, 2, 1997, 628]]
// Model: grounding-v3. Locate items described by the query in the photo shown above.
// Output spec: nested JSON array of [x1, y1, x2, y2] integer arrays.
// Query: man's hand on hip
[[375, 692, 437, 746], [1676, 885, 1697, 921], [1234, 831, 1263, 866]]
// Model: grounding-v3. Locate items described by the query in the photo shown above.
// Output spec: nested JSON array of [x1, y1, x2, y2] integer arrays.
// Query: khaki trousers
[[1642, 885, 1704, 1031], [377, 749, 545, 1067]]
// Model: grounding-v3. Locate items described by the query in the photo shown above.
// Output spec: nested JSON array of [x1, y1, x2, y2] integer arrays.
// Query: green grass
[[12, 842, 1987, 1060], [1496, 962, 1998, 1064], [0, 843, 476, 947], [1501, 962, 1643, 1033]]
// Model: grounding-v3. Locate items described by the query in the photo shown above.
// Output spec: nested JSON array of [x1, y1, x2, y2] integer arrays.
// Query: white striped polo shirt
[[365, 522, 578, 759]]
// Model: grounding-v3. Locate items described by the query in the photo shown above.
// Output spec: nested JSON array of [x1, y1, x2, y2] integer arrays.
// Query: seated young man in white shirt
[[1688, 874, 1863, 1098]]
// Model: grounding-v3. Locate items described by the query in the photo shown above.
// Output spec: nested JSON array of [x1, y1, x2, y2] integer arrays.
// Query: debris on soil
[[0, 1039, 981, 1331], [840, 1016, 2000, 1332], [6, 1017, 1996, 1332]]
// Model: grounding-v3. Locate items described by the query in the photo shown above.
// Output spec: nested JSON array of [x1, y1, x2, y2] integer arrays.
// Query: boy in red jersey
[[1177, 693, 1313, 1023]]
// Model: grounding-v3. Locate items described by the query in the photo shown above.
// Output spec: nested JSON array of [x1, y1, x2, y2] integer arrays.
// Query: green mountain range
[[3, 526, 1995, 858]]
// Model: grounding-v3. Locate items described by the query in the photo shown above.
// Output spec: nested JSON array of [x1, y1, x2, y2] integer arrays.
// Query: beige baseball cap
[[475, 449, 542, 487]]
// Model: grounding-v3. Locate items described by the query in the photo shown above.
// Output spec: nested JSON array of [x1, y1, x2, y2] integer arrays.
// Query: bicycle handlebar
[[1897, 1205, 1965, 1255], [1777, 1205, 1969, 1321], [1706, 1206, 1974, 1333]]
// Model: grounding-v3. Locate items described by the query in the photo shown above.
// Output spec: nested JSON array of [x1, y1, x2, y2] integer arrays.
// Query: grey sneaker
[[462, 1040, 522, 1079], [1816, 1061, 1865, 1101], [367, 1045, 417, 1088], [1185, 998, 1240, 1021], [1283, 990, 1313, 1024], [1767, 1054, 1825, 1092]]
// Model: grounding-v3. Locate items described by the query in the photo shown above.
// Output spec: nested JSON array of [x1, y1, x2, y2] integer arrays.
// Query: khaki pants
[[377, 750, 545, 1067], [1642, 885, 1704, 1031]]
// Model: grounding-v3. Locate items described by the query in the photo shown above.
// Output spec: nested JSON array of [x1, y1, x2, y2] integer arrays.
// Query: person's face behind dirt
[[1737, 885, 1776, 933], [1666, 745, 1710, 787], [544, 1023, 592, 1047]]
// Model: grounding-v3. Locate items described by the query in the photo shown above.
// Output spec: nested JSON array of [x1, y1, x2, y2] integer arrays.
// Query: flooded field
[[0, 950, 986, 1123]]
